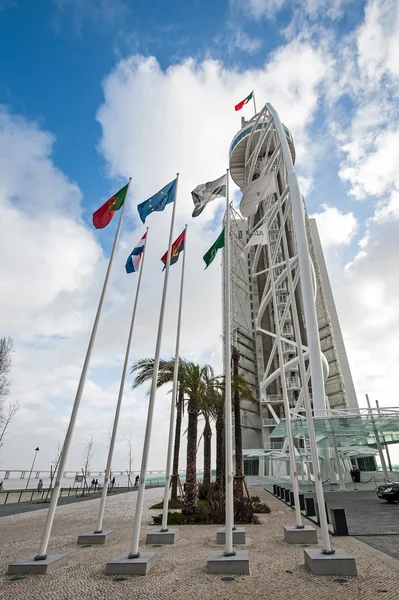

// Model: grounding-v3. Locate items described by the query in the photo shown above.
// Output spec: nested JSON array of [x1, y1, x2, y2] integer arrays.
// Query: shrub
[[150, 498, 183, 510]]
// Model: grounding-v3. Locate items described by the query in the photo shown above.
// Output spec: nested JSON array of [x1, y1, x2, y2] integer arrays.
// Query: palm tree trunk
[[232, 347, 244, 500], [203, 415, 212, 490], [183, 397, 198, 513], [171, 387, 184, 500], [215, 414, 224, 489]]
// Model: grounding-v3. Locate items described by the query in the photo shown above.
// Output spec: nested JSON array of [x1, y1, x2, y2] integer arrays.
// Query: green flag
[[203, 229, 225, 269]]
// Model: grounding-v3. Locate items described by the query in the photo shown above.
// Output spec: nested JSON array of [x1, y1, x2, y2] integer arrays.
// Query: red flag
[[161, 229, 186, 269], [235, 91, 253, 111], [92, 183, 129, 229]]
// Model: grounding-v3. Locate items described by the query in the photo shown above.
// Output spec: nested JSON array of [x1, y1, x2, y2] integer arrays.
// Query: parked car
[[377, 482, 399, 503]]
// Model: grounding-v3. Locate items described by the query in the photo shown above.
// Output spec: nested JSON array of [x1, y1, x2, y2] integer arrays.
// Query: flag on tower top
[[203, 229, 225, 269], [161, 228, 186, 270], [125, 232, 147, 274], [92, 183, 129, 229], [235, 91, 253, 111], [137, 179, 177, 223]]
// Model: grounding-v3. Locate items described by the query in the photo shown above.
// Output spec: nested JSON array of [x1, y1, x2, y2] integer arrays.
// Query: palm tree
[[182, 362, 214, 513], [231, 349, 256, 499], [214, 357, 256, 499], [207, 385, 224, 489], [131, 357, 187, 501], [198, 370, 217, 492]]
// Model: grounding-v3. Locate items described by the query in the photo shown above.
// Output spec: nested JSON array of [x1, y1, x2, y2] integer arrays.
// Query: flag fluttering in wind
[[239, 171, 277, 217], [161, 228, 186, 270], [125, 232, 147, 274], [92, 183, 129, 229], [137, 178, 177, 223], [203, 229, 225, 269], [235, 91, 253, 111], [241, 223, 268, 258], [191, 174, 226, 217]]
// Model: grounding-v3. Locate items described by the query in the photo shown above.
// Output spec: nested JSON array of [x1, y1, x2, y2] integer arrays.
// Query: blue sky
[[1, 0, 399, 471]]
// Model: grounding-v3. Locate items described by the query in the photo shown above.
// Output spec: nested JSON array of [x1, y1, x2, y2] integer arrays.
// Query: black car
[[377, 482, 399, 503]]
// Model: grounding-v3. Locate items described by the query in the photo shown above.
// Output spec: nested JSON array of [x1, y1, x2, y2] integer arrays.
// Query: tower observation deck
[[228, 104, 361, 478]]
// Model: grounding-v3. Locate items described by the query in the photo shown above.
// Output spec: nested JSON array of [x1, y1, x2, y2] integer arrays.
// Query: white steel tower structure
[[228, 103, 360, 481]]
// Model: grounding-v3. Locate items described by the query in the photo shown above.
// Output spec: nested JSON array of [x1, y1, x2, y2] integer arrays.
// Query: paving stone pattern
[[1, 487, 399, 600]]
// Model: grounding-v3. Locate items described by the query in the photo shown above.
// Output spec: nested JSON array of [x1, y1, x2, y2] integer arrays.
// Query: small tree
[[0, 337, 19, 452], [81, 434, 95, 495]]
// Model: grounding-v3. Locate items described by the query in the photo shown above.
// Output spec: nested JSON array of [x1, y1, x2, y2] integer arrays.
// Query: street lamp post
[[26, 447, 40, 490]]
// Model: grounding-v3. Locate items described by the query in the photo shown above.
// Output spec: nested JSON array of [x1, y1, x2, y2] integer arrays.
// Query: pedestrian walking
[[111, 476, 116, 489], [37, 479, 43, 493], [134, 475, 139, 487]]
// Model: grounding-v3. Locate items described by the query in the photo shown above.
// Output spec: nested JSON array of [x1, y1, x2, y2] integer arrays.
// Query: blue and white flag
[[137, 178, 177, 223], [125, 232, 147, 274]]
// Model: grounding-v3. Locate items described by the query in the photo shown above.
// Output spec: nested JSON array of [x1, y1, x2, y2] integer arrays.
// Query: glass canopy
[[269, 415, 399, 447]]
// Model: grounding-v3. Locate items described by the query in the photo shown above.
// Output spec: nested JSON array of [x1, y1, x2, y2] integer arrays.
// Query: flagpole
[[93, 227, 149, 535], [252, 91, 257, 115], [129, 174, 179, 558], [34, 179, 131, 560], [161, 224, 187, 532], [224, 169, 235, 557]]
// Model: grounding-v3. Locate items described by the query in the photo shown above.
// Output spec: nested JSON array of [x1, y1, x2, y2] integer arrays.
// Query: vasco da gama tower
[[228, 104, 369, 480]]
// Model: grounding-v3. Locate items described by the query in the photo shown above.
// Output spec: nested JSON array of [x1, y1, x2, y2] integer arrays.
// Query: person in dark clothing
[[135, 475, 139, 486], [111, 476, 116, 489]]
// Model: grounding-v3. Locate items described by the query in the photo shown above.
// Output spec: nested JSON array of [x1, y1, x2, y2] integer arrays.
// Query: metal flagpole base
[[8, 555, 67, 575], [77, 530, 115, 545], [146, 528, 179, 545], [105, 552, 156, 575], [283, 525, 318, 545], [207, 550, 250, 575]]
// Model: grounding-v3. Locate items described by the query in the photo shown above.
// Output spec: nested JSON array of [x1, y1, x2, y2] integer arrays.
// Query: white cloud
[[311, 205, 358, 249], [53, 0, 129, 32], [228, 30, 262, 55], [232, 0, 349, 21], [0, 37, 329, 472], [357, 0, 399, 85]]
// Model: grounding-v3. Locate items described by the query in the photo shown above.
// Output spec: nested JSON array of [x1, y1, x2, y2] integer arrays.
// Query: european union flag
[[137, 178, 177, 223]]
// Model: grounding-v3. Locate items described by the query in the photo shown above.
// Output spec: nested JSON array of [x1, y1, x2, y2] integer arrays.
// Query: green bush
[[150, 498, 183, 510]]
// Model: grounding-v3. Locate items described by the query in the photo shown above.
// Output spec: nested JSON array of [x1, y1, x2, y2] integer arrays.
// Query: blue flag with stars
[[137, 178, 177, 223]]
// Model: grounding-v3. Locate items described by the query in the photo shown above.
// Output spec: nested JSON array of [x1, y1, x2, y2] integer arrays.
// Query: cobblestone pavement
[[1, 487, 399, 600]]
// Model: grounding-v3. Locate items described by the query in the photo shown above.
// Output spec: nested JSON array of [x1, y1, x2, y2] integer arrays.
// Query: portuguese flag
[[92, 183, 129, 229], [235, 91, 253, 112]]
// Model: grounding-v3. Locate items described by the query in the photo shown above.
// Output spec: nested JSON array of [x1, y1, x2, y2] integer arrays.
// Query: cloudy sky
[[1, 0, 399, 473]]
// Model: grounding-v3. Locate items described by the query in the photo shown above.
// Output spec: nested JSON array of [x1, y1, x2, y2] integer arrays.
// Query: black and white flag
[[191, 174, 226, 217]]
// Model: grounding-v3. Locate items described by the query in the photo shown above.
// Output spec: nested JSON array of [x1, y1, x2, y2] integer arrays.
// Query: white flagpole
[[129, 174, 179, 558], [224, 169, 235, 557], [94, 227, 149, 535], [161, 224, 187, 531], [35, 179, 131, 560], [252, 91, 257, 115]]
